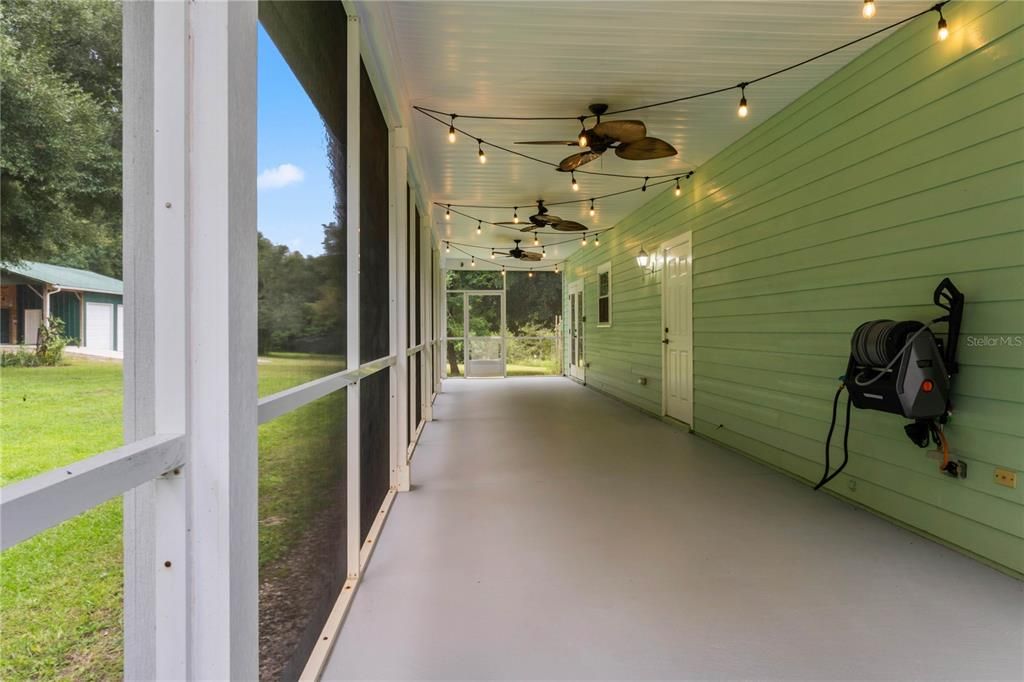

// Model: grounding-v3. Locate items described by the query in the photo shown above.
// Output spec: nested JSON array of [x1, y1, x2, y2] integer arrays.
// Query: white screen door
[[662, 233, 693, 425], [567, 280, 585, 382], [465, 292, 505, 378]]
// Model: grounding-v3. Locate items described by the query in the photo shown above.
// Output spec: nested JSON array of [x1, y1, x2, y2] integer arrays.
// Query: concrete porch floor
[[323, 377, 1023, 680]]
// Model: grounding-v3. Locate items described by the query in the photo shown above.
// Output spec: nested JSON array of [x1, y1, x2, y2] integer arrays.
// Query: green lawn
[[0, 353, 344, 681]]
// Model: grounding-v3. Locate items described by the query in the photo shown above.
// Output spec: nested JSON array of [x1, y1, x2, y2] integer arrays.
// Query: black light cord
[[445, 242, 564, 271], [815, 384, 852, 491], [442, 204, 619, 236], [443, 234, 607, 251], [415, 2, 948, 123], [434, 172, 692, 213], [417, 108, 691, 181]]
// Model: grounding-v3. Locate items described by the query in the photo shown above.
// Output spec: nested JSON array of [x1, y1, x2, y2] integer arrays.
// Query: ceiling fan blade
[[557, 151, 601, 172], [551, 221, 588, 232], [532, 213, 563, 226], [515, 140, 579, 146], [614, 137, 678, 161], [592, 119, 646, 143], [494, 221, 525, 225], [519, 225, 539, 232], [520, 252, 543, 261], [494, 251, 513, 256]]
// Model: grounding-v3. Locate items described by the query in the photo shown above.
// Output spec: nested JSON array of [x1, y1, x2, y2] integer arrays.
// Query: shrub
[[0, 316, 70, 367]]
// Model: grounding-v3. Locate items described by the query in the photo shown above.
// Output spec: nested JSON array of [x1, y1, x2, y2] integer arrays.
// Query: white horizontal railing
[[0, 433, 186, 550], [257, 355, 397, 425], [405, 343, 427, 356]]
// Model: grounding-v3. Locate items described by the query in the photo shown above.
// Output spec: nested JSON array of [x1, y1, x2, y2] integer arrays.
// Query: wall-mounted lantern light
[[636, 246, 651, 270]]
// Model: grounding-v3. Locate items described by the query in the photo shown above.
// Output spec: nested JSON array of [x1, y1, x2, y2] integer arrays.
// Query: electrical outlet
[[994, 468, 1017, 489]]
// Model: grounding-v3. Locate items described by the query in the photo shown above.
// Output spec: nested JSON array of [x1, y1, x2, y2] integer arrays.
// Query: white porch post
[[187, 1, 259, 677], [407, 186, 417, 445], [392, 127, 411, 490], [122, 1, 258, 678], [421, 217, 433, 422], [346, 13, 362, 580]]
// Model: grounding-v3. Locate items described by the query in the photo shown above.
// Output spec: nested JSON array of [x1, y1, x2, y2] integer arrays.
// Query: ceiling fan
[[495, 200, 588, 232], [515, 103, 677, 172], [494, 239, 543, 262]]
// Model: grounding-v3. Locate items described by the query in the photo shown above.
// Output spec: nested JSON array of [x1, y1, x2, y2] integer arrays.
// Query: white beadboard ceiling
[[379, 0, 929, 267]]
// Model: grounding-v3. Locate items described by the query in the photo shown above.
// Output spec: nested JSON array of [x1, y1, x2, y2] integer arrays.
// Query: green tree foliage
[[1, 0, 123, 277]]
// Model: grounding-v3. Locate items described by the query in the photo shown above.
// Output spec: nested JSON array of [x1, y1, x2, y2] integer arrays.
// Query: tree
[[1, 0, 123, 277]]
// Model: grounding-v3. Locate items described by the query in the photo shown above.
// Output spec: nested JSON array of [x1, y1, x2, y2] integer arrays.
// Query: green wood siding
[[565, 1, 1024, 575], [50, 291, 82, 343]]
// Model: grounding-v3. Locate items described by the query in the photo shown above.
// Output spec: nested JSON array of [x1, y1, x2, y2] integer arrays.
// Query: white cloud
[[257, 163, 304, 190]]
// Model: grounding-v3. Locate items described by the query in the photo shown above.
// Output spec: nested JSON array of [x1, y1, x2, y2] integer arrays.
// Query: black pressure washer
[[815, 278, 966, 490]]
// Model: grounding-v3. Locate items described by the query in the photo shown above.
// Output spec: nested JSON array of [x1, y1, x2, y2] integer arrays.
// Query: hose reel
[[815, 278, 966, 490]]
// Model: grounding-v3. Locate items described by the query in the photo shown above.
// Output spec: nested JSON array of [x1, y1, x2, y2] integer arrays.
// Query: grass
[[0, 353, 344, 681]]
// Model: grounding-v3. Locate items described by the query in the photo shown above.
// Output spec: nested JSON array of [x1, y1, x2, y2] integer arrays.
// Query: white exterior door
[[23, 309, 42, 346], [116, 304, 124, 351], [662, 233, 693, 425], [86, 302, 114, 350], [567, 280, 585, 382]]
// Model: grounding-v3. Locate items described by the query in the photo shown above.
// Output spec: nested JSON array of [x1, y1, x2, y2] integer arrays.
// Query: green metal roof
[[0, 261, 123, 295]]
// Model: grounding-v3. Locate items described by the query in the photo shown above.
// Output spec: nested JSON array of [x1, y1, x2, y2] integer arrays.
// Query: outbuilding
[[0, 261, 124, 351]]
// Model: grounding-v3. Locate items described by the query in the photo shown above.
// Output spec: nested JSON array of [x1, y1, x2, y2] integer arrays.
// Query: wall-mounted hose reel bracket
[[815, 278, 966, 490]]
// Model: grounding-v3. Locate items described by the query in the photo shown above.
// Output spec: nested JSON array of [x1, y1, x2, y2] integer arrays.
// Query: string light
[[528, 269, 534, 278], [477, 139, 487, 164], [502, 266, 506, 276], [542, 246, 546, 258], [738, 83, 749, 118], [513, 207, 519, 224], [477, 220, 482, 235], [589, 199, 596, 217], [674, 178, 681, 196], [445, 241, 450, 253], [534, 235, 540, 246], [581, 233, 588, 247], [490, 249, 495, 259], [641, 177, 649, 192], [554, 263, 559, 274], [571, 171, 579, 192], [471, 256, 476, 267], [595, 234, 601, 247], [445, 205, 451, 221], [448, 114, 457, 143], [419, 4, 945, 163]]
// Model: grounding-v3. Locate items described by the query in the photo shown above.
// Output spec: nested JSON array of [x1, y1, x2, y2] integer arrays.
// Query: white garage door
[[86, 302, 114, 351], [116, 304, 124, 351]]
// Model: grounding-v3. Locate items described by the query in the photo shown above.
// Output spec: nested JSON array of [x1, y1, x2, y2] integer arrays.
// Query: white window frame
[[597, 261, 612, 327]]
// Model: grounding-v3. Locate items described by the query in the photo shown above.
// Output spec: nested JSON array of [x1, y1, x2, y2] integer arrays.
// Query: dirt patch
[[258, 488, 346, 682]]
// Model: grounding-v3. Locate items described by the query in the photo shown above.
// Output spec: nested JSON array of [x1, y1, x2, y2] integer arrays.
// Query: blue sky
[[257, 26, 335, 256]]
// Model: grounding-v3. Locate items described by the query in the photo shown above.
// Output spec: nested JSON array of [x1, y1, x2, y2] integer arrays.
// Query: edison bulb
[[738, 97, 749, 118], [862, 0, 876, 19], [579, 133, 588, 147], [938, 18, 948, 40], [448, 127, 456, 143]]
